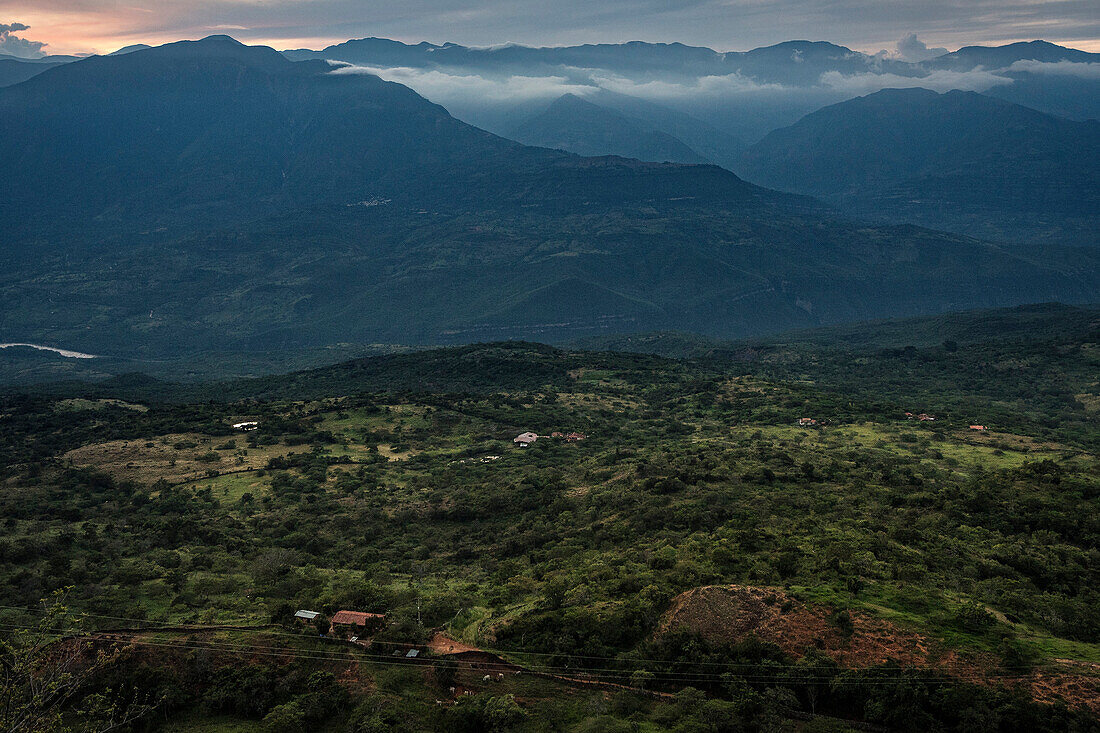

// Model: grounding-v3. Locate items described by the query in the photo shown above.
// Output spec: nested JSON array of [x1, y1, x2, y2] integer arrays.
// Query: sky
[[1, 0, 1098, 58]]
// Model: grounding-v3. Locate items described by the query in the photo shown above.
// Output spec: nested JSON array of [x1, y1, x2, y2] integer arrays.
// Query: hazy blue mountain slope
[[0, 58, 60, 87], [508, 94, 709, 164], [738, 88, 1100, 245], [579, 91, 748, 167]]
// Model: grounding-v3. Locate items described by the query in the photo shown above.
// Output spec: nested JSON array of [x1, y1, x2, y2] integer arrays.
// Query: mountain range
[[280, 37, 1100, 136], [283, 37, 1095, 85], [1, 36, 776, 241], [0, 36, 1096, 369]]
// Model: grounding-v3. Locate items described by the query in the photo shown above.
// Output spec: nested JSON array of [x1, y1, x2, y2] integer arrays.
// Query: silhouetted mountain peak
[[109, 44, 153, 56], [132, 35, 291, 69], [549, 93, 596, 108], [861, 87, 938, 102], [928, 39, 1099, 70]]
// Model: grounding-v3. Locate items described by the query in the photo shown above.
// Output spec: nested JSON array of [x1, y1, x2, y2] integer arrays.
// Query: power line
[[0, 621, 1054, 687], [0, 603, 1059, 673], [0, 624, 1042, 687]]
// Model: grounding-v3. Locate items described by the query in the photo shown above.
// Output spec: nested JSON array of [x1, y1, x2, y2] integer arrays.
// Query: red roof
[[332, 610, 385, 625]]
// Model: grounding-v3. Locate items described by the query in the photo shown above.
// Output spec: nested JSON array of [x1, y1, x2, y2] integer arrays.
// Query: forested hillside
[[2, 306, 1098, 730]]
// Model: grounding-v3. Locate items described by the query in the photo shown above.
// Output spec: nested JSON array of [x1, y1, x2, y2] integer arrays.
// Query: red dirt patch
[[428, 632, 482, 656], [661, 586, 1100, 715], [661, 585, 959, 669], [1030, 670, 1100, 714]]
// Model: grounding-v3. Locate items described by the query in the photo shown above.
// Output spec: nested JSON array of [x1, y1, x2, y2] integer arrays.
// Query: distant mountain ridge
[[927, 40, 1099, 71], [285, 37, 1099, 82], [278, 36, 1100, 156], [738, 87, 1100, 246], [7, 36, 1097, 155]]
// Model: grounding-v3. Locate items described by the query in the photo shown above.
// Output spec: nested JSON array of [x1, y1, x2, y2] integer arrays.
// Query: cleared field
[[63, 433, 298, 485]]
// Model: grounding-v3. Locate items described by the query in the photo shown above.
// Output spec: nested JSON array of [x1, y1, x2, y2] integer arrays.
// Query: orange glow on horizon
[[3, 5, 1099, 57]]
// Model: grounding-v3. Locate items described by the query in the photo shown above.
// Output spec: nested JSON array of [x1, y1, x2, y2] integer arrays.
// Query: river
[[0, 343, 98, 359]]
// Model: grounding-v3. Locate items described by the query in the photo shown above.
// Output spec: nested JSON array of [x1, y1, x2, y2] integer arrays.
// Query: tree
[[483, 694, 525, 730], [0, 591, 158, 732], [262, 700, 305, 732]]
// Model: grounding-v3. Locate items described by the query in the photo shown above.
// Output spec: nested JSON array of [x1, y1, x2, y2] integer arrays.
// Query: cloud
[[820, 67, 1014, 94], [589, 70, 786, 98], [0, 20, 47, 58], [329, 58, 1021, 112], [895, 33, 947, 62], [1006, 59, 1100, 78], [329, 63, 600, 102]]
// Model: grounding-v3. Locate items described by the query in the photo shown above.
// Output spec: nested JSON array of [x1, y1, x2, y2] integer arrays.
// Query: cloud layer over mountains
[[324, 39, 1100, 141], [343, 60, 1036, 104]]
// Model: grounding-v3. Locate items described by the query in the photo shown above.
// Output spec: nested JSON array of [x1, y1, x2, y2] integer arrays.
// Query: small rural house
[[294, 609, 319, 623], [798, 418, 818, 427], [564, 432, 586, 442], [969, 425, 986, 431], [514, 432, 538, 447], [331, 610, 386, 637], [232, 421, 259, 431]]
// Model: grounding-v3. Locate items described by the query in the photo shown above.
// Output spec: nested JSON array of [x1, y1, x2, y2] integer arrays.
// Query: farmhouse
[[294, 609, 319, 623], [969, 425, 986, 431], [564, 432, 587, 442], [514, 432, 538, 447], [331, 610, 386, 636], [798, 418, 818, 427], [232, 421, 259, 431]]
